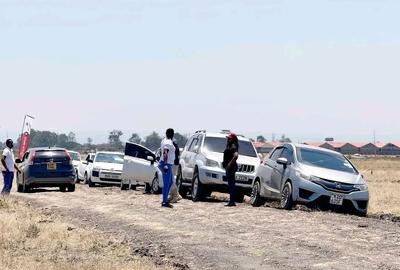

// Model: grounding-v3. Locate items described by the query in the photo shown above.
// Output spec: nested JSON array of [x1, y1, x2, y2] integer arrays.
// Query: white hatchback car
[[87, 151, 125, 187], [121, 142, 163, 193]]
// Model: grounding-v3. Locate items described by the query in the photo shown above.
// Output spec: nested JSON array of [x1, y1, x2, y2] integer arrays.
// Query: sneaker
[[162, 202, 174, 208], [225, 202, 237, 207]]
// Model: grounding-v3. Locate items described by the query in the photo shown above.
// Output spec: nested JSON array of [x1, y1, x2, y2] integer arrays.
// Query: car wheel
[[280, 181, 294, 210], [130, 185, 137, 190], [83, 172, 88, 185], [121, 182, 129, 191], [251, 180, 265, 207], [151, 175, 161, 194], [176, 167, 188, 198], [75, 170, 80, 184], [192, 170, 204, 202], [17, 183, 23, 193], [22, 181, 31, 193], [88, 177, 95, 188], [67, 184, 75, 192], [235, 192, 245, 203], [144, 183, 152, 194], [60, 185, 67, 192]]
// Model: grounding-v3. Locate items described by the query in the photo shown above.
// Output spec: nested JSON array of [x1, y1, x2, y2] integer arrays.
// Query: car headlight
[[295, 170, 320, 182], [354, 184, 368, 191], [206, 159, 220, 168]]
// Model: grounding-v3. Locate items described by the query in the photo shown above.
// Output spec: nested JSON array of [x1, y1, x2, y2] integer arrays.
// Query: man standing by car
[[159, 129, 176, 208], [223, 133, 239, 207], [168, 140, 183, 203], [1, 139, 21, 195]]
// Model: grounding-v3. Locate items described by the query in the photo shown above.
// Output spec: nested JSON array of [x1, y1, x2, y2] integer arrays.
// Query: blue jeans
[[159, 161, 173, 204], [2, 171, 14, 194]]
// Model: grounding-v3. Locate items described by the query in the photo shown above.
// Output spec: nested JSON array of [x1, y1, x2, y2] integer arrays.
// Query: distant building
[[253, 142, 281, 155], [381, 143, 400, 156]]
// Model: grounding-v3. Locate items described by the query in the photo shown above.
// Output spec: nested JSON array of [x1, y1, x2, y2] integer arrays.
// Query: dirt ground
[[14, 184, 400, 270]]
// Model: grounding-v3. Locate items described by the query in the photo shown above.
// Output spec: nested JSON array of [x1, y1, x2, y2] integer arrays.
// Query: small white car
[[121, 142, 163, 193], [78, 153, 96, 184], [87, 151, 125, 187], [68, 151, 82, 182]]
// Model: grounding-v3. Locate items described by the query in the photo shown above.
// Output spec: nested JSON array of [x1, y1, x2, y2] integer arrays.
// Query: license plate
[[103, 174, 121, 180], [47, 162, 57, 170], [330, 194, 344, 206], [235, 175, 247, 182]]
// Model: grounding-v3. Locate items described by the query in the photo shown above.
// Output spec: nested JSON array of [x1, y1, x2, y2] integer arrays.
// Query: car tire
[[130, 184, 137, 191], [235, 192, 245, 203], [68, 184, 75, 192], [176, 167, 188, 198], [121, 182, 129, 190], [144, 183, 152, 194], [280, 181, 294, 210], [17, 183, 23, 193], [60, 185, 67, 192], [22, 181, 31, 193], [151, 175, 161, 194], [75, 170, 80, 184], [192, 170, 205, 202], [88, 177, 95, 188], [83, 172, 88, 185], [251, 180, 265, 207]]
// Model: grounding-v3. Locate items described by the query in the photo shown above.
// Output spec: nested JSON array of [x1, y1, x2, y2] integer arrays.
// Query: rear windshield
[[203, 137, 258, 158], [68, 152, 80, 161], [297, 148, 357, 174], [95, 153, 124, 164], [35, 150, 68, 159]]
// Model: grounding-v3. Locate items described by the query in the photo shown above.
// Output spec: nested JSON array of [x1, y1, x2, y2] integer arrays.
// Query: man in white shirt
[[159, 128, 176, 208], [1, 139, 21, 195]]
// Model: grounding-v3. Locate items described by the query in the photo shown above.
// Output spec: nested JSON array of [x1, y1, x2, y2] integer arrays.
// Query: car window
[[280, 147, 294, 163], [125, 143, 155, 160], [270, 148, 283, 161], [203, 136, 258, 157], [184, 137, 195, 151], [188, 137, 199, 152], [95, 153, 124, 164]]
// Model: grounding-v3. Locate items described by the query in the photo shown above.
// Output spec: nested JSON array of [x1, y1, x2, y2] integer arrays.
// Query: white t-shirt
[[160, 138, 176, 165], [2, 147, 15, 172]]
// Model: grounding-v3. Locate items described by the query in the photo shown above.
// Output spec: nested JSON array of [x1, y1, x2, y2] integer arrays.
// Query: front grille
[[356, 200, 368, 210], [237, 164, 255, 173], [299, 188, 314, 200], [100, 178, 121, 182], [314, 178, 358, 194]]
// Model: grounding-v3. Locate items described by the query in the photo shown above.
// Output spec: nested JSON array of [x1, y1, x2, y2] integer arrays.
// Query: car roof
[[95, 151, 124, 155], [67, 150, 79, 154], [29, 147, 66, 151], [290, 143, 343, 156], [203, 132, 252, 142]]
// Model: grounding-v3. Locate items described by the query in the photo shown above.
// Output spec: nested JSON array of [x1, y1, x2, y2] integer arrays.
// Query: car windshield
[[297, 148, 357, 174], [95, 153, 124, 164], [68, 152, 80, 161], [203, 137, 258, 158]]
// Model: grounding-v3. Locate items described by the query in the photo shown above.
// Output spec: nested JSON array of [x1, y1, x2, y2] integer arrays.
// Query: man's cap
[[226, 133, 238, 142]]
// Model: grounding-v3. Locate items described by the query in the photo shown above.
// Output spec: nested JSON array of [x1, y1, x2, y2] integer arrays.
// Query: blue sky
[[1, 0, 399, 143]]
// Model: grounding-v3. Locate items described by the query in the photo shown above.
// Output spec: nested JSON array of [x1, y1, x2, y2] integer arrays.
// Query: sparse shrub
[[26, 223, 40, 239]]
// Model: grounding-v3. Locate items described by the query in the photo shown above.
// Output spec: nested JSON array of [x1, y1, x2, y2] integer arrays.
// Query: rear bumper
[[25, 176, 75, 186], [293, 178, 369, 213]]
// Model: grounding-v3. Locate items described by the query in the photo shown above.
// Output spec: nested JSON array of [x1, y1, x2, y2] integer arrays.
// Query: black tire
[[130, 185, 137, 191], [88, 177, 95, 188], [75, 170, 81, 184], [176, 167, 188, 198], [60, 185, 67, 192], [17, 183, 23, 193], [67, 184, 75, 192], [22, 181, 31, 193], [280, 181, 294, 210], [144, 183, 152, 194], [251, 180, 265, 207], [151, 175, 161, 194], [83, 172, 88, 185], [235, 192, 245, 203], [121, 182, 129, 191], [191, 170, 205, 202]]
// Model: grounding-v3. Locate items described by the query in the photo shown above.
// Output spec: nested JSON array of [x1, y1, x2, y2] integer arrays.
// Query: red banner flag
[[19, 115, 34, 159]]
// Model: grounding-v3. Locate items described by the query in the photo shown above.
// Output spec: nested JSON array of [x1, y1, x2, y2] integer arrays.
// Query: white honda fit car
[[251, 143, 369, 216], [87, 151, 125, 187]]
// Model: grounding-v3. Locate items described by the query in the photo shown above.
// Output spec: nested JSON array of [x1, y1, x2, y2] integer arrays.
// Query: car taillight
[[29, 151, 36, 166], [65, 151, 73, 165]]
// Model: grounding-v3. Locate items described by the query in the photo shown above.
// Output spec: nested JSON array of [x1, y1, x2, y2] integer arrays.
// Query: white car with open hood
[[121, 142, 163, 193]]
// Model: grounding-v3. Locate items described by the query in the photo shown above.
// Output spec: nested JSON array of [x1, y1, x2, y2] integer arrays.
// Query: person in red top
[[222, 133, 239, 207]]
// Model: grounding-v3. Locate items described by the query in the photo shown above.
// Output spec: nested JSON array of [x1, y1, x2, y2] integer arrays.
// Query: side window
[[188, 137, 199, 152], [125, 143, 155, 160], [280, 147, 294, 163], [269, 148, 283, 161], [184, 137, 194, 151]]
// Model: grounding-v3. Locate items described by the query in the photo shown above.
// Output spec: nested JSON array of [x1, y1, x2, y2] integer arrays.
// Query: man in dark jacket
[[223, 133, 239, 207]]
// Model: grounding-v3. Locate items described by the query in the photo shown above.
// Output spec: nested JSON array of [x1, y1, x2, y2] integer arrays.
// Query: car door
[[270, 146, 294, 197], [262, 147, 283, 198], [122, 143, 156, 184], [181, 136, 197, 180], [186, 135, 202, 180], [17, 151, 29, 184]]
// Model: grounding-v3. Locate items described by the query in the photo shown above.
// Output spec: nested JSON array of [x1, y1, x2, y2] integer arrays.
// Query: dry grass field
[[0, 197, 171, 270], [351, 157, 400, 216]]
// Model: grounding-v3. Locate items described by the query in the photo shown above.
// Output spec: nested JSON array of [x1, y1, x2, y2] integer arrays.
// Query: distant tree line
[[6, 129, 189, 153]]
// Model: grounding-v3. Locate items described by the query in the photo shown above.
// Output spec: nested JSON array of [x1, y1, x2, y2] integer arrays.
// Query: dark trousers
[[2, 171, 14, 194], [226, 170, 236, 204]]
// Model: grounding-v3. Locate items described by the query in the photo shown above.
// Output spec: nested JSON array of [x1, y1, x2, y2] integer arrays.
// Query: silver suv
[[177, 131, 260, 202]]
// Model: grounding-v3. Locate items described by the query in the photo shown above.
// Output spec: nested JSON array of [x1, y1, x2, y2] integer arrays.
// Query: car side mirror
[[147, 156, 154, 162], [277, 157, 289, 166], [15, 159, 22, 164], [88, 159, 93, 163]]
